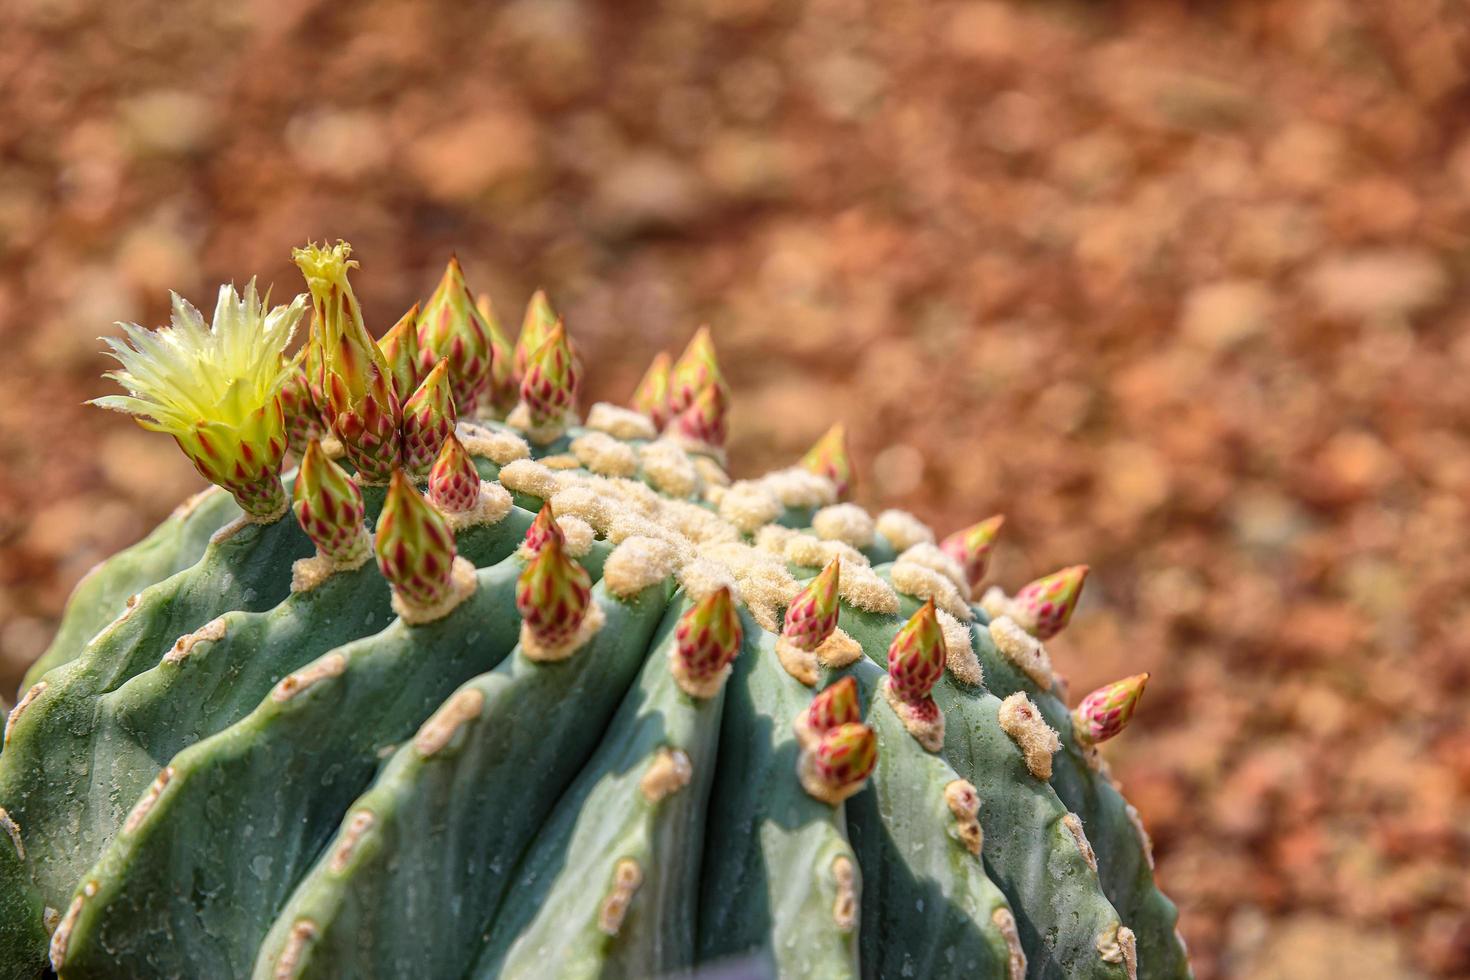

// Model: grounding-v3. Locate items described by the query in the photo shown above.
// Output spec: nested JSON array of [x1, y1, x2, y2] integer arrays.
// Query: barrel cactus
[[0, 241, 1190, 979]]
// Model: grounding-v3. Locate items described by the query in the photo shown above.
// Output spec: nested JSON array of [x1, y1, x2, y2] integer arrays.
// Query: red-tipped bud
[[1072, 673, 1149, 745], [941, 515, 1005, 592], [669, 327, 724, 415], [380, 303, 423, 403], [519, 323, 579, 429], [1014, 565, 1089, 639], [513, 289, 559, 383], [475, 292, 516, 415], [281, 360, 326, 458], [292, 440, 367, 563], [416, 256, 495, 413], [400, 359, 457, 478], [516, 533, 594, 649], [800, 424, 853, 500], [813, 722, 877, 788], [631, 351, 673, 430], [427, 434, 480, 514], [674, 587, 743, 685], [524, 502, 563, 555], [808, 676, 862, 734], [670, 379, 728, 448], [887, 599, 946, 702], [783, 559, 841, 652], [374, 469, 457, 609]]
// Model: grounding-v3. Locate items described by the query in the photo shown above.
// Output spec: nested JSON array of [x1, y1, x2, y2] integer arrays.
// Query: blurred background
[[2, 0, 1468, 975]]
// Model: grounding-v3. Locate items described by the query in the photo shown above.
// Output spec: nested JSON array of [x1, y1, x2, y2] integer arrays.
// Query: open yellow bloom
[[91, 280, 307, 519]]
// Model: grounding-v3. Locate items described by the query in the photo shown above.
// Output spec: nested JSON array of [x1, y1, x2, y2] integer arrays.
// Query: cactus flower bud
[[379, 303, 423, 403], [941, 515, 1005, 592], [523, 502, 563, 555], [513, 289, 559, 382], [669, 326, 724, 415], [293, 241, 402, 484], [887, 599, 946, 703], [91, 281, 307, 520], [374, 469, 457, 610], [426, 434, 480, 514], [416, 257, 496, 413], [800, 424, 853, 501], [1013, 565, 1089, 639], [808, 676, 862, 734], [292, 440, 367, 564], [631, 351, 673, 430], [516, 532, 594, 650], [475, 292, 516, 415], [281, 359, 326, 459], [400, 359, 457, 479], [670, 378, 729, 449], [783, 559, 841, 652], [1072, 673, 1149, 745], [519, 323, 579, 429], [812, 723, 877, 790], [673, 587, 742, 694]]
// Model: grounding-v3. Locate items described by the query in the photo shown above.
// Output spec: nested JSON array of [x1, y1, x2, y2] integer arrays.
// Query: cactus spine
[[1, 240, 1190, 980]]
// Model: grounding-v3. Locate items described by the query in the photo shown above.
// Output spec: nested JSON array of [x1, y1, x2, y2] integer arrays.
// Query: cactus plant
[[0, 241, 1191, 980]]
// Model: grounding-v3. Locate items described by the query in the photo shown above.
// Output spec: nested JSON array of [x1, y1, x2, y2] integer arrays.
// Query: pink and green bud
[[1072, 673, 1149, 745], [669, 327, 724, 415], [783, 558, 841, 652], [941, 515, 1005, 592], [516, 532, 594, 649], [813, 722, 878, 789], [374, 469, 457, 610], [400, 358, 457, 479], [520, 323, 579, 429], [293, 241, 402, 483], [292, 440, 367, 563], [800, 424, 853, 501], [416, 257, 496, 413], [475, 292, 516, 415], [674, 587, 743, 684], [887, 598, 946, 703], [1014, 565, 1089, 639], [670, 378, 729, 448], [631, 351, 673, 430], [281, 359, 326, 458], [513, 289, 560, 384], [523, 502, 563, 555], [808, 676, 862, 734], [427, 434, 480, 514], [379, 303, 423, 403]]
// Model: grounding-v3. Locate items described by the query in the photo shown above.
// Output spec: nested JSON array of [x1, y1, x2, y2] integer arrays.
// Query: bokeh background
[[3, 0, 1469, 975]]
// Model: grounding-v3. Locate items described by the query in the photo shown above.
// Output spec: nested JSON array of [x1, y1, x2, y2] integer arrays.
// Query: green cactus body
[[6, 245, 1188, 980]]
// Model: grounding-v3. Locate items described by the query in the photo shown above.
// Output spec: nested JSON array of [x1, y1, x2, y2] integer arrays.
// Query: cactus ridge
[[2, 245, 1189, 980]]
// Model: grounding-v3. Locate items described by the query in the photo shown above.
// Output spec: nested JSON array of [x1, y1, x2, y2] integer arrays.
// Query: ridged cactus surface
[[0, 242, 1190, 980]]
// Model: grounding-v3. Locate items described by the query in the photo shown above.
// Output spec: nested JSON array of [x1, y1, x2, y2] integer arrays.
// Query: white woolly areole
[[1061, 812, 1099, 872], [812, 503, 876, 548], [272, 653, 346, 703], [538, 453, 581, 470], [944, 780, 984, 855], [497, 458, 560, 501], [997, 692, 1061, 780], [661, 499, 740, 546], [556, 516, 596, 557], [1097, 923, 1139, 980], [328, 810, 377, 874], [692, 455, 730, 489], [783, 533, 869, 571], [441, 481, 514, 533], [414, 688, 485, 757], [392, 557, 478, 625], [754, 524, 798, 555], [550, 485, 613, 534], [603, 536, 679, 597], [585, 402, 657, 441], [719, 480, 783, 534], [570, 431, 639, 478], [698, 541, 798, 631], [880, 675, 945, 751], [639, 439, 700, 498], [598, 859, 643, 936], [897, 542, 969, 598], [676, 557, 738, 600], [456, 422, 530, 465], [837, 560, 900, 615], [761, 467, 836, 509], [163, 616, 230, 664], [937, 609, 983, 686], [640, 748, 692, 802], [831, 856, 858, 929], [988, 616, 1054, 690], [890, 559, 973, 621], [876, 508, 935, 552]]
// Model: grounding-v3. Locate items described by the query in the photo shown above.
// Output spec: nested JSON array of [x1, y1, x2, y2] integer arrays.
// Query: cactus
[[0, 241, 1189, 980]]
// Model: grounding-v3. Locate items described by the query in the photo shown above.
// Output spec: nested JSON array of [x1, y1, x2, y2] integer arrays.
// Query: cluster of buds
[[941, 515, 1005, 595], [292, 440, 369, 566], [800, 424, 853, 501], [1011, 565, 1089, 640], [400, 359, 456, 478], [1072, 673, 1149, 746], [795, 676, 877, 805], [374, 470, 458, 611], [416, 257, 509, 414], [629, 328, 731, 451], [882, 599, 948, 750], [671, 587, 743, 698], [280, 360, 327, 459], [293, 242, 402, 484], [516, 528, 595, 654]]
